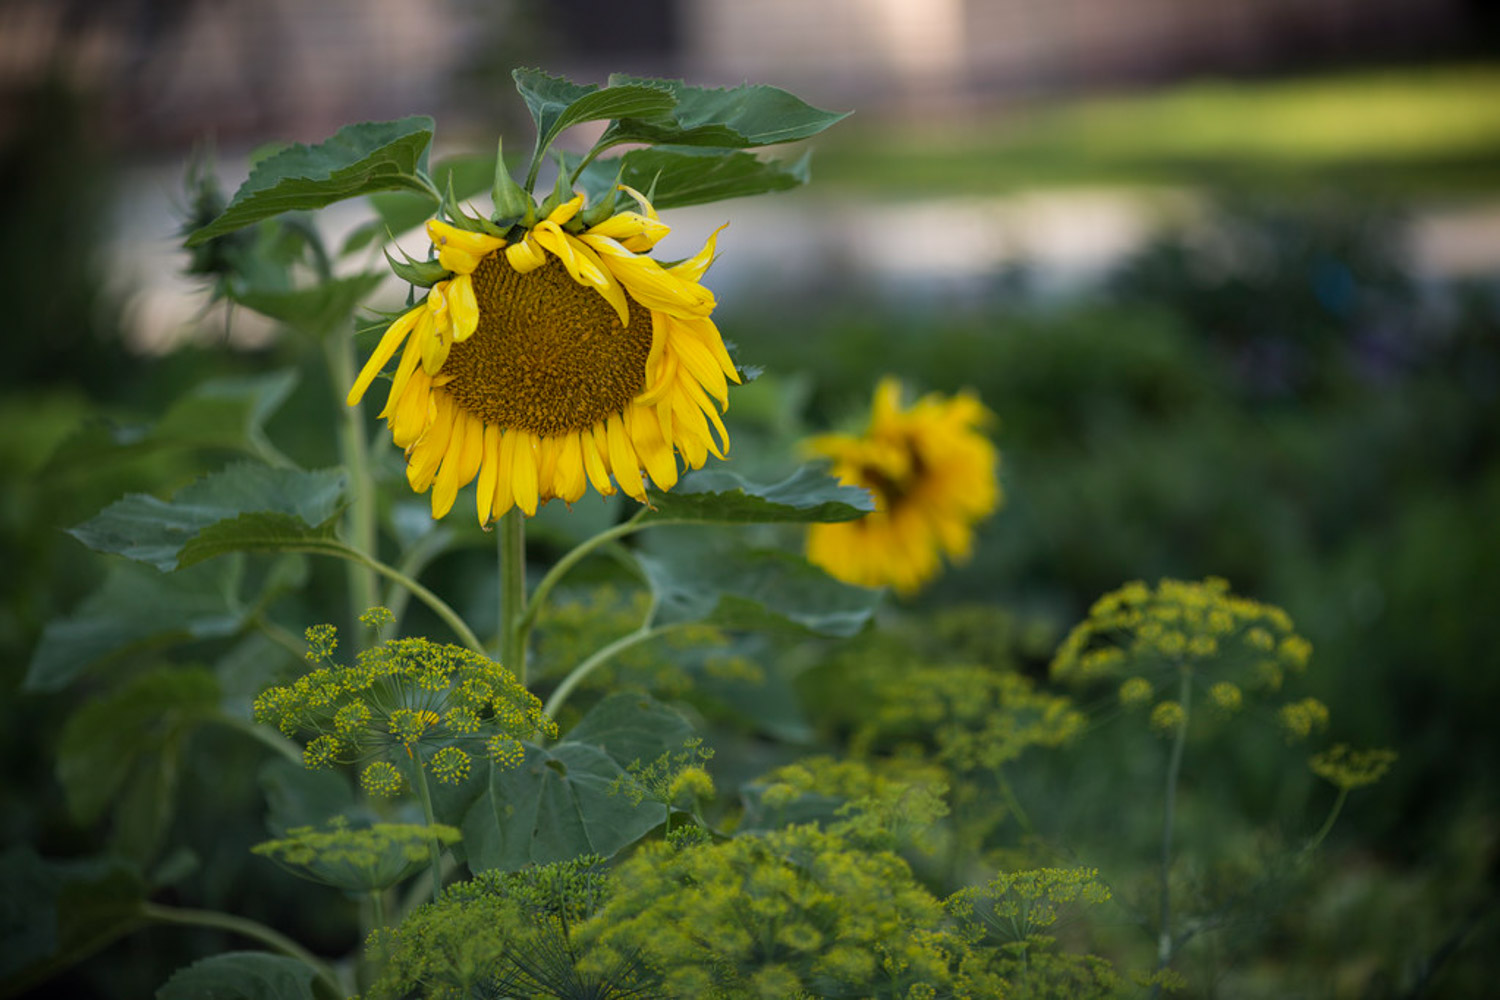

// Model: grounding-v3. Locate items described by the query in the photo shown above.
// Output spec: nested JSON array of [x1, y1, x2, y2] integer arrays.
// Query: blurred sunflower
[[347, 187, 739, 523], [806, 378, 1000, 594]]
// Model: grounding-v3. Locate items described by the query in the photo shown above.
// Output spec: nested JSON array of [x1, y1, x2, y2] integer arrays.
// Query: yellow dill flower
[[347, 190, 740, 523], [1310, 744, 1397, 790], [805, 378, 1000, 594]]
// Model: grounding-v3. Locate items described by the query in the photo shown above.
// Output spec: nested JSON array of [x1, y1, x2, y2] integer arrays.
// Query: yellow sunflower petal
[[511, 430, 539, 516], [545, 193, 585, 226], [492, 428, 518, 519], [580, 235, 715, 318], [668, 223, 727, 283], [582, 425, 614, 497], [476, 423, 501, 525], [629, 404, 678, 490], [606, 412, 645, 501], [426, 219, 505, 258], [505, 236, 548, 274], [448, 273, 479, 342], [555, 432, 588, 503], [531, 224, 630, 327], [379, 336, 423, 420], [348, 305, 421, 406]]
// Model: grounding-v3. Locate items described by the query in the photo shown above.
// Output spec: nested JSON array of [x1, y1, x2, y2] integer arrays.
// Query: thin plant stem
[[499, 508, 528, 684], [215, 715, 304, 767], [518, 509, 649, 635], [252, 614, 307, 661], [278, 540, 485, 655], [141, 902, 343, 997], [1302, 787, 1350, 856], [410, 759, 444, 904], [543, 621, 693, 719], [1156, 667, 1193, 979], [325, 334, 380, 648]]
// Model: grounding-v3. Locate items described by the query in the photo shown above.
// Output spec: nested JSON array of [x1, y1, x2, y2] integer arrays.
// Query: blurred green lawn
[[816, 64, 1500, 195]]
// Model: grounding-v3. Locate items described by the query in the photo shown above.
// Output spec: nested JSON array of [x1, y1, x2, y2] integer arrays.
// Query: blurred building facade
[[0, 0, 1479, 146]]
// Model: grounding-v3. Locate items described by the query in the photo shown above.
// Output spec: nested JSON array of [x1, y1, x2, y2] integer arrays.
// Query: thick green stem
[[499, 508, 528, 683], [141, 902, 343, 996], [1156, 668, 1193, 977], [411, 760, 445, 904], [325, 334, 380, 645]]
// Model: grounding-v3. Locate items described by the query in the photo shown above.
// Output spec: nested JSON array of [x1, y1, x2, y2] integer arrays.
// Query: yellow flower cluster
[[1054, 577, 1325, 740], [253, 622, 555, 795], [252, 819, 462, 892], [854, 664, 1085, 773], [1309, 744, 1398, 790]]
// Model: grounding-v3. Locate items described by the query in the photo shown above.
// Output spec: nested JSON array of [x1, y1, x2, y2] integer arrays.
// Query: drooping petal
[[667, 223, 727, 283], [348, 305, 421, 406], [606, 412, 645, 501], [511, 430, 539, 516], [476, 423, 502, 525], [426, 219, 505, 258], [448, 273, 479, 342]]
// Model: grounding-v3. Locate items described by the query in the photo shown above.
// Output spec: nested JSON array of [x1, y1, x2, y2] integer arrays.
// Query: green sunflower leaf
[[69, 462, 346, 572], [342, 153, 498, 253], [42, 371, 299, 479], [232, 272, 385, 338], [157, 952, 326, 1000], [637, 529, 879, 638], [462, 694, 690, 872], [0, 849, 147, 995], [512, 68, 677, 163], [642, 465, 874, 525], [599, 77, 848, 149], [24, 560, 250, 693], [573, 146, 812, 210], [56, 666, 219, 833], [185, 117, 436, 246]]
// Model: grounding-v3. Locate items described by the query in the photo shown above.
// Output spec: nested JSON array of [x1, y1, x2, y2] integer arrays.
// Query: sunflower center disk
[[441, 255, 654, 437]]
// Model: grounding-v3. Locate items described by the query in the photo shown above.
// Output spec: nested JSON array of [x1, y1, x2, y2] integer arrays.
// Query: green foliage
[[948, 868, 1121, 999], [69, 462, 346, 572], [252, 818, 462, 892], [156, 952, 329, 1000], [56, 666, 221, 861], [0, 849, 146, 996], [461, 694, 694, 871], [367, 855, 653, 1000], [25, 559, 252, 692], [574, 146, 814, 210], [186, 117, 437, 245], [512, 69, 678, 165], [639, 530, 881, 638], [642, 466, 874, 525], [584, 825, 955, 999], [253, 625, 552, 788], [597, 75, 849, 150]]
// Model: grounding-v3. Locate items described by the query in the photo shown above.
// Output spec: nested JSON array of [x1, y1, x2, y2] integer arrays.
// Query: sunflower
[[347, 187, 740, 524], [805, 378, 1000, 594]]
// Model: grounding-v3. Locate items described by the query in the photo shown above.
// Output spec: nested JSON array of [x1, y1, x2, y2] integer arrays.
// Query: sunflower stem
[[411, 759, 444, 904], [499, 508, 528, 685], [324, 333, 381, 648]]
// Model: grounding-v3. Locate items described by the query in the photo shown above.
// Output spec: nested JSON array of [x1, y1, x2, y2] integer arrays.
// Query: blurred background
[[3, 0, 1499, 995]]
